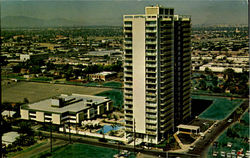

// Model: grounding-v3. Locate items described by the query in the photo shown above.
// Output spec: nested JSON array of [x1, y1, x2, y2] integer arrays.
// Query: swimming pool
[[97, 125, 124, 134]]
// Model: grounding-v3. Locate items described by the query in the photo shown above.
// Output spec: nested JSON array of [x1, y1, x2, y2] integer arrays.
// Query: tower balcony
[[146, 103, 157, 108], [146, 115, 157, 119], [146, 126, 157, 130], [146, 64, 157, 68], [125, 116, 133, 121], [124, 62, 133, 66], [146, 109, 157, 113], [124, 30, 132, 33], [124, 95, 133, 100], [146, 97, 157, 102], [125, 128, 133, 132], [124, 40, 132, 44], [146, 29, 157, 33], [146, 41, 157, 45], [146, 119, 157, 124], [146, 52, 157, 56], [124, 23, 132, 27]]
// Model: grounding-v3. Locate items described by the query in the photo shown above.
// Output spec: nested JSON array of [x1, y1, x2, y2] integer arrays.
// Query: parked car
[[226, 152, 231, 158], [213, 151, 218, 157], [227, 142, 232, 148], [220, 151, 225, 157], [189, 145, 195, 151]]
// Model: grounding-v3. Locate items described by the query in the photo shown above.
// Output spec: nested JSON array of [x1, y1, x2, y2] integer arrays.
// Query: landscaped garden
[[192, 95, 244, 120], [177, 133, 196, 145]]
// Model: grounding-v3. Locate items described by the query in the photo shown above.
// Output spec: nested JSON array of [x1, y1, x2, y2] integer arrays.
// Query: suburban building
[[2, 132, 20, 147], [199, 62, 248, 73], [2, 110, 16, 118], [20, 53, 49, 62], [20, 94, 113, 125], [87, 71, 117, 81], [123, 5, 191, 144]]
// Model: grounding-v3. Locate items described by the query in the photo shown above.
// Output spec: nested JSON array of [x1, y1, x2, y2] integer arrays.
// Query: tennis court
[[192, 95, 244, 120]]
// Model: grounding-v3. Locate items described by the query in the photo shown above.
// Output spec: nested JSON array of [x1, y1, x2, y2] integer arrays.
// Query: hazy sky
[[1, 0, 248, 26]]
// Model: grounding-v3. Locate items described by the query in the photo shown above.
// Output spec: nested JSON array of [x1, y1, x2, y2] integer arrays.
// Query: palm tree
[[111, 122, 119, 130], [223, 68, 235, 81], [235, 107, 243, 122]]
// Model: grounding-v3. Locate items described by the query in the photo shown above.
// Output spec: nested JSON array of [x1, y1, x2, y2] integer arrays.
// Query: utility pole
[[117, 141, 120, 155], [0, 65, 3, 158], [75, 123, 77, 135], [50, 120, 52, 153], [68, 121, 71, 144], [0, 117, 3, 158], [133, 118, 136, 156]]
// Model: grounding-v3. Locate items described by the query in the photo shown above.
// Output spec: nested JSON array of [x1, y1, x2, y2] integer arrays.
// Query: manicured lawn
[[102, 81, 122, 88], [7, 141, 47, 157], [34, 143, 135, 158], [96, 89, 123, 108], [30, 77, 52, 82], [192, 95, 243, 120], [84, 81, 122, 89], [2, 74, 26, 80], [240, 110, 249, 125], [51, 143, 117, 158], [84, 82, 101, 87]]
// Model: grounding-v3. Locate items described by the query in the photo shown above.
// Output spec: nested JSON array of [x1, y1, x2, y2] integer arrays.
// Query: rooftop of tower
[[123, 5, 190, 20], [145, 4, 174, 15]]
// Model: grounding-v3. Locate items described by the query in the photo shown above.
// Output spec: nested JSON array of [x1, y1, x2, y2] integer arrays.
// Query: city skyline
[[1, 0, 248, 27]]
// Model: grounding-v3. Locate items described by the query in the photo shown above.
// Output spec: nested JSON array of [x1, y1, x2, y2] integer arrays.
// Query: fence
[[59, 127, 126, 142]]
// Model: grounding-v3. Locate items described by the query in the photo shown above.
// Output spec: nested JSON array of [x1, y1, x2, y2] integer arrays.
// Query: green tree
[[235, 107, 243, 121], [211, 76, 218, 87], [18, 121, 34, 136], [223, 68, 235, 81], [29, 65, 41, 74], [113, 114, 119, 121], [23, 98, 29, 104], [199, 79, 207, 90]]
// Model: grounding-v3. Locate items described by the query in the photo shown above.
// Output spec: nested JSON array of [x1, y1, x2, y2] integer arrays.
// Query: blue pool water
[[97, 125, 123, 134]]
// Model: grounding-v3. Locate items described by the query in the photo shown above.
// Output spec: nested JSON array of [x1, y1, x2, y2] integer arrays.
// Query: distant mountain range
[[1, 16, 83, 28]]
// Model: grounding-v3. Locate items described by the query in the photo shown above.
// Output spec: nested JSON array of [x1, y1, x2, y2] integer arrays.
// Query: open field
[[2, 81, 112, 103], [192, 95, 244, 120]]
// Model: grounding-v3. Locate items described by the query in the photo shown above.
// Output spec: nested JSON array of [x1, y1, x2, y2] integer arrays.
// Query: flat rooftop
[[2, 131, 20, 145], [22, 94, 110, 114], [177, 124, 200, 130], [91, 71, 116, 76]]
